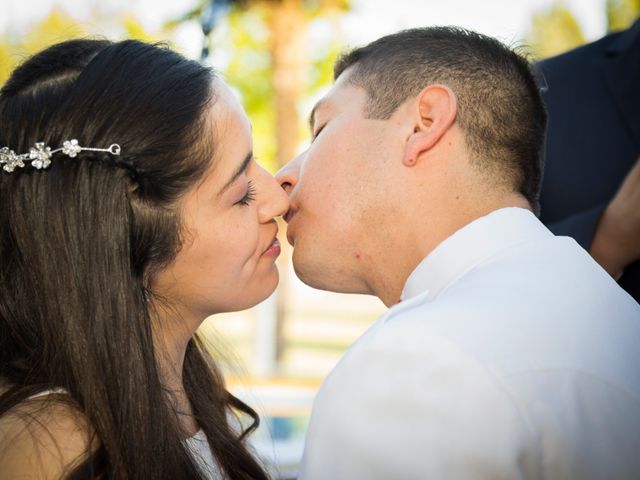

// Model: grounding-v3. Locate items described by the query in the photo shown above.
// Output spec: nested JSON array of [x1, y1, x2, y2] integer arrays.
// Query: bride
[[0, 39, 288, 479]]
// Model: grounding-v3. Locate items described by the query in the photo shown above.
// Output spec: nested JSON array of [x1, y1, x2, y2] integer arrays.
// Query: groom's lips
[[284, 210, 297, 246]]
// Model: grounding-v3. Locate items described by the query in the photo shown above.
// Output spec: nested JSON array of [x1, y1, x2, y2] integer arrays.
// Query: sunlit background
[[2, 0, 638, 477]]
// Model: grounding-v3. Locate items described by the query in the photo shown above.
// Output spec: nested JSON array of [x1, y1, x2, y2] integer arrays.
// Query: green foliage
[[209, 2, 348, 172], [21, 8, 87, 56], [303, 37, 341, 141], [0, 7, 161, 87], [0, 8, 86, 85], [123, 15, 164, 43], [224, 7, 278, 171], [0, 39, 14, 86], [304, 0, 351, 16], [528, 2, 585, 60], [607, 0, 640, 31], [308, 37, 341, 93]]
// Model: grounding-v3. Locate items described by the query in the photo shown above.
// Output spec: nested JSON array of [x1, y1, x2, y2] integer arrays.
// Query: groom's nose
[[276, 153, 303, 195]]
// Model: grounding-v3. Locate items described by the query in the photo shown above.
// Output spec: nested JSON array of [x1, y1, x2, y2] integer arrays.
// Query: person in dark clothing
[[537, 18, 640, 303]]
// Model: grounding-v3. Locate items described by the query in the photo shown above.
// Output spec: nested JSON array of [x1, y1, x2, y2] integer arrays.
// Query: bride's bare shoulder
[[0, 393, 95, 479]]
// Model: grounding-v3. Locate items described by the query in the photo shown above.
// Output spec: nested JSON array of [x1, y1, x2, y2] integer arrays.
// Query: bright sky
[[3, 0, 608, 55], [346, 0, 607, 44]]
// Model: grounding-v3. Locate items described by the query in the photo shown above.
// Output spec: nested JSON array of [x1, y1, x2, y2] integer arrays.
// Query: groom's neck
[[370, 192, 531, 308]]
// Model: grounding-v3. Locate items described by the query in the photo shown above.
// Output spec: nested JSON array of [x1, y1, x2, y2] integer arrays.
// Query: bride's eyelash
[[237, 180, 256, 206]]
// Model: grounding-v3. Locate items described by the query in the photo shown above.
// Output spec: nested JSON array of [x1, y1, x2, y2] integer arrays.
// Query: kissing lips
[[283, 210, 297, 246], [262, 237, 281, 257]]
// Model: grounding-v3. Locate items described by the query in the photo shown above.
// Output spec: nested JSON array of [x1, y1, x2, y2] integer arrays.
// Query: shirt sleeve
[[299, 326, 541, 480]]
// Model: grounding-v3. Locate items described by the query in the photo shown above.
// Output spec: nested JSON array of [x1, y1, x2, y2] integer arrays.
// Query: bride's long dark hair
[[0, 39, 269, 479]]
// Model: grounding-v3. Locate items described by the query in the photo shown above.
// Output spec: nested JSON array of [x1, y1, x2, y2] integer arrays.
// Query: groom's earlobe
[[402, 85, 457, 167]]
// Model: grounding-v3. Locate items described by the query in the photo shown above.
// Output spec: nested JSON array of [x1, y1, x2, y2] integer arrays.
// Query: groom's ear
[[402, 85, 457, 167]]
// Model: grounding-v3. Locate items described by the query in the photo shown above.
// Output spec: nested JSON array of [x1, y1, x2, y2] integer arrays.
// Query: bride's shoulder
[[0, 390, 95, 479]]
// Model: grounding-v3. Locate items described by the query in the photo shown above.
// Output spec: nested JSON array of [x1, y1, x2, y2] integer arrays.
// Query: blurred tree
[[265, 1, 308, 173], [0, 8, 85, 85], [528, 2, 585, 60], [607, 0, 640, 31], [183, 0, 349, 375], [194, 0, 347, 172], [0, 7, 160, 86], [263, 0, 348, 172], [22, 8, 86, 57], [0, 39, 14, 86], [123, 15, 165, 43], [225, 6, 278, 169]]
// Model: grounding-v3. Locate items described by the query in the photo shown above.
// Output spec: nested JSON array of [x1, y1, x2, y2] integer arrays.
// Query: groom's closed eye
[[309, 99, 329, 136], [312, 124, 327, 141]]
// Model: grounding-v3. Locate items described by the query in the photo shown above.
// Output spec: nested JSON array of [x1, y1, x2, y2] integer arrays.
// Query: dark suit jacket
[[537, 18, 640, 303]]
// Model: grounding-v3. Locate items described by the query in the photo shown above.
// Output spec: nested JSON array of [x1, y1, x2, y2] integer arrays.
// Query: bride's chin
[[261, 268, 280, 298], [243, 268, 281, 309]]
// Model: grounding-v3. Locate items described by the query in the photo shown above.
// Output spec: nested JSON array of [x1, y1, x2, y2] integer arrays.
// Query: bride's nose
[[258, 167, 290, 222]]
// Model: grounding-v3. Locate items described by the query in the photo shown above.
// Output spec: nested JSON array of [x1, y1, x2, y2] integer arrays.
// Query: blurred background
[[2, 0, 638, 476]]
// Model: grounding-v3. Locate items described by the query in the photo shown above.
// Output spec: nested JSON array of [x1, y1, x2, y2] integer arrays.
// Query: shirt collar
[[400, 207, 552, 302]]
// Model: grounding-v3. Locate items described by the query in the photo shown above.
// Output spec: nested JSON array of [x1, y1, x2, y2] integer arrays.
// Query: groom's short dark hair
[[334, 26, 546, 213]]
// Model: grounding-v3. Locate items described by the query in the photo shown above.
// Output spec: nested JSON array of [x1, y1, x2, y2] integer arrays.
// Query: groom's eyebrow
[[219, 151, 253, 196]]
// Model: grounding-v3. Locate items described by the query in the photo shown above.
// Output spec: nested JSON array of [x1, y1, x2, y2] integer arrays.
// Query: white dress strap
[[183, 430, 223, 479], [24, 389, 223, 478]]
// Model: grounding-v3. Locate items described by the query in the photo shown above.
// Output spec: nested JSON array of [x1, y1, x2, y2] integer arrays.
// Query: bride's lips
[[262, 237, 281, 257]]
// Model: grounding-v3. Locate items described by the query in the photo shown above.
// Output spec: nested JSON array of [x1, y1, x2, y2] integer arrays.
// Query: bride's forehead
[[211, 79, 244, 113], [207, 80, 250, 133], [193, 82, 252, 188]]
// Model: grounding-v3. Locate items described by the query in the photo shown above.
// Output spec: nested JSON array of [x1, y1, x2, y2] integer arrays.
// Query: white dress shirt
[[300, 207, 640, 480]]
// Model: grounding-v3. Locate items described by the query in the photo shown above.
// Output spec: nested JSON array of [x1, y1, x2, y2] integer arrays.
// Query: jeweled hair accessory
[[0, 139, 121, 173]]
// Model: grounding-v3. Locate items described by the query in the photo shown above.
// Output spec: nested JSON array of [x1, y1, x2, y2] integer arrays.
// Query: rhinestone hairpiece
[[0, 139, 121, 173]]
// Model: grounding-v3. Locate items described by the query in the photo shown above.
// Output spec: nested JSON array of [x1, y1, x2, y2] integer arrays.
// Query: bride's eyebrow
[[218, 151, 253, 197]]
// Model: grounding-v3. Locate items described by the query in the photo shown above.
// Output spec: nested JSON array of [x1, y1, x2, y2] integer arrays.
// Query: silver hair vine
[[0, 139, 121, 173]]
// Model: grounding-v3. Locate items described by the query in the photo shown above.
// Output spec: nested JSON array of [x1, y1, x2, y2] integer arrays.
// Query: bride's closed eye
[[236, 180, 256, 206]]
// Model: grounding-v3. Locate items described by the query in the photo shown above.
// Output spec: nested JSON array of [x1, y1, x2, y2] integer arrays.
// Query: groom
[[276, 27, 640, 479]]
